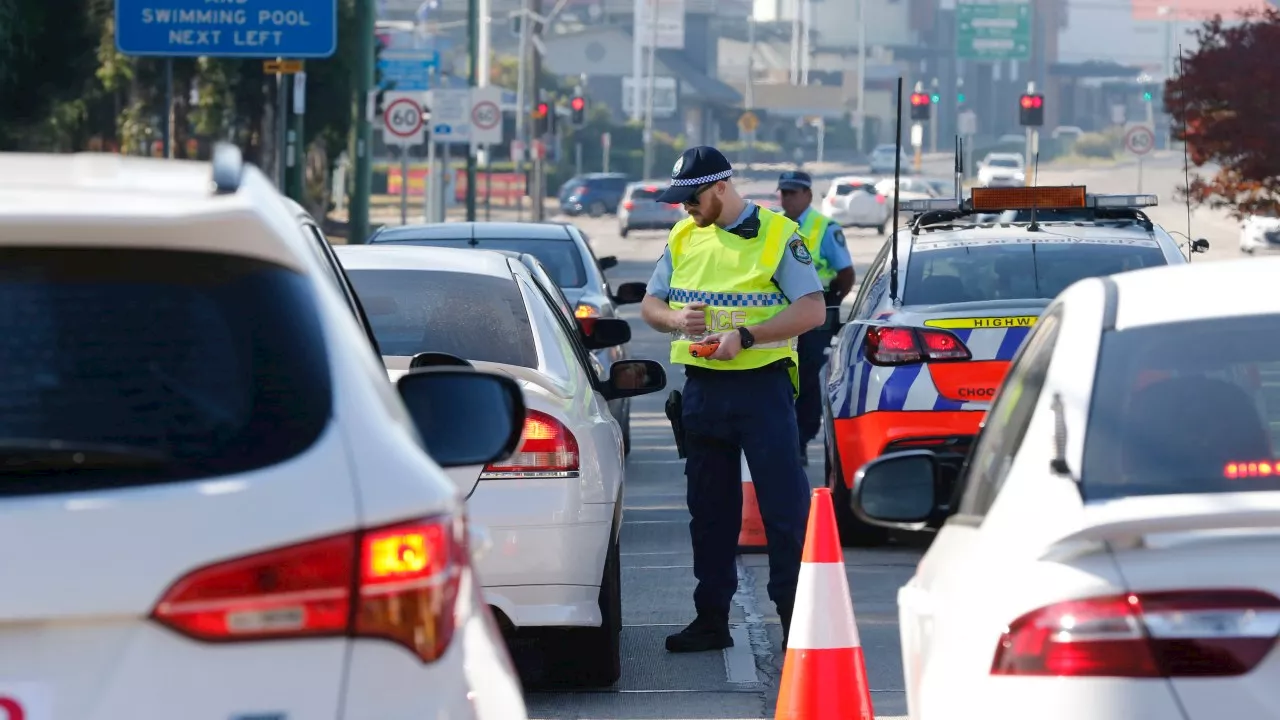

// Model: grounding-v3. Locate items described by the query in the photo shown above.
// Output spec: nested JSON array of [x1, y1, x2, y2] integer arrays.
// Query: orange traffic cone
[[737, 451, 768, 554], [775, 488, 875, 720]]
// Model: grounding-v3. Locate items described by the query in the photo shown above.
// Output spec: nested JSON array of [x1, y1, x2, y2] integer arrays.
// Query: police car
[[822, 185, 1199, 545]]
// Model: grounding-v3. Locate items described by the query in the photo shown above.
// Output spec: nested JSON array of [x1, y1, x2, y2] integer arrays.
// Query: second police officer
[[640, 146, 826, 653], [775, 170, 855, 464]]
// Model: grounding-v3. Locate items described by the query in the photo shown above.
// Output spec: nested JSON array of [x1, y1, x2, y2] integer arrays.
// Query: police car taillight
[[865, 326, 971, 366]]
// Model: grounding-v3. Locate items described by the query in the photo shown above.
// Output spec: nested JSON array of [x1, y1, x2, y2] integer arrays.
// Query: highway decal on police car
[[912, 236, 1162, 251], [924, 316, 1038, 329]]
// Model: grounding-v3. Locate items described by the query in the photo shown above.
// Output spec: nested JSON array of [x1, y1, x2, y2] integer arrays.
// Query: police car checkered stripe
[[669, 288, 788, 307], [831, 325, 1034, 416], [670, 169, 733, 187]]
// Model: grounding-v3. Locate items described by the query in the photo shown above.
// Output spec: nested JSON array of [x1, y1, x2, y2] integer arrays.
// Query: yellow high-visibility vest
[[798, 209, 837, 288]]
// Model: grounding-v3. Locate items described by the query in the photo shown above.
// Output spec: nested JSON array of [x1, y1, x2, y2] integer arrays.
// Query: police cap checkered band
[[670, 169, 734, 187]]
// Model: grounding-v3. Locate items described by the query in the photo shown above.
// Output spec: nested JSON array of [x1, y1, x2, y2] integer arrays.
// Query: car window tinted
[[370, 237, 587, 287], [1082, 315, 1280, 501], [0, 248, 332, 496], [904, 240, 1167, 305], [987, 158, 1020, 168], [630, 186, 666, 201], [344, 269, 538, 368]]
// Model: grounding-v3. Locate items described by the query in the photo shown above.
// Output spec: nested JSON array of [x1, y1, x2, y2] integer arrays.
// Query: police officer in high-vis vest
[[776, 170, 856, 463], [641, 146, 826, 653]]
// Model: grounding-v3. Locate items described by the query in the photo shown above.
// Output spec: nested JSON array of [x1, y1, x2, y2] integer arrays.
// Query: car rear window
[[0, 248, 332, 497], [370, 237, 587, 288], [1082, 315, 1280, 501], [630, 186, 666, 201], [344, 269, 538, 368], [903, 239, 1167, 305], [987, 158, 1020, 168]]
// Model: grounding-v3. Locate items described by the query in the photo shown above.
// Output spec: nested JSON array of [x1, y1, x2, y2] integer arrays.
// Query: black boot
[[665, 612, 733, 653], [778, 602, 794, 649]]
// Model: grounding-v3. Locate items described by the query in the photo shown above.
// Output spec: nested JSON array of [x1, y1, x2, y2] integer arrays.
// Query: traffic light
[[1019, 93, 1044, 127], [570, 95, 587, 128], [909, 92, 931, 121], [533, 101, 550, 136], [957, 92, 966, 104]]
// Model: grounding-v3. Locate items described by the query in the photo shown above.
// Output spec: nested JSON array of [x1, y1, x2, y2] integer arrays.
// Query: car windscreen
[[344, 269, 538, 368], [0, 248, 332, 497], [903, 239, 1167, 305], [1082, 315, 1280, 501], [370, 237, 587, 288]]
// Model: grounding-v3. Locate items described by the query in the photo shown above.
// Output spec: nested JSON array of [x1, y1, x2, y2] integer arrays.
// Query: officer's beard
[[692, 192, 722, 228]]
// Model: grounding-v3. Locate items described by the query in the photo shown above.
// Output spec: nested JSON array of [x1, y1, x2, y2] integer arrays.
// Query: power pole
[[531, 0, 545, 221], [465, 0, 480, 221], [350, 0, 375, 244]]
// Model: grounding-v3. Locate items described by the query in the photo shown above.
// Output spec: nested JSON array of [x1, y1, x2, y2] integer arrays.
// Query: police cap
[[777, 170, 813, 191], [655, 146, 734, 205]]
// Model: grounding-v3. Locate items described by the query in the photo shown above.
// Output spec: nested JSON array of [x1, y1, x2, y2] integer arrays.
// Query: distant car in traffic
[[821, 175, 890, 234], [366, 221, 645, 452], [618, 180, 686, 237], [875, 176, 941, 204], [870, 143, 913, 174], [977, 152, 1026, 187], [852, 255, 1280, 720], [335, 244, 667, 688], [558, 173, 630, 217], [0, 147, 530, 719], [1240, 209, 1280, 254], [742, 190, 783, 213]]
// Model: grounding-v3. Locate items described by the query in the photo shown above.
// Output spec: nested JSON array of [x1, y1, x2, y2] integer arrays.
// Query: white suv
[[0, 146, 529, 719]]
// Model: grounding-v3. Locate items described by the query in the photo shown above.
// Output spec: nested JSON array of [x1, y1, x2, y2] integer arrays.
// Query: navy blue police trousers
[[795, 324, 834, 448], [681, 362, 812, 621]]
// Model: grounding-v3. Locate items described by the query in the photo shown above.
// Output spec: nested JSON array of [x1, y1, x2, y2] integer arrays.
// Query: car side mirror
[[598, 255, 619, 271], [613, 281, 647, 305], [604, 359, 667, 400], [578, 317, 632, 350], [824, 306, 845, 333], [851, 449, 943, 531], [395, 369, 525, 468], [1192, 238, 1210, 253]]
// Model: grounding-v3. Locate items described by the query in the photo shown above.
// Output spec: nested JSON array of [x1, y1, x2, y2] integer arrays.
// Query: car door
[[899, 308, 1063, 720]]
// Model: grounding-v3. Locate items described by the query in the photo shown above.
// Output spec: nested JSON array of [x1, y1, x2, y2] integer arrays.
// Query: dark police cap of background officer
[[777, 170, 813, 191], [655, 146, 734, 205]]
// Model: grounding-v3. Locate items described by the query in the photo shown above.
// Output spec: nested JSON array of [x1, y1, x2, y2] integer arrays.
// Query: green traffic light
[[1143, 91, 1153, 101], [957, 93, 966, 103], [930, 93, 941, 104]]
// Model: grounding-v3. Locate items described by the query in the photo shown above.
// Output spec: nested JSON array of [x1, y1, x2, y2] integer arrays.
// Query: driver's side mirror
[[851, 449, 946, 532], [395, 369, 526, 468], [578, 317, 632, 350], [603, 359, 667, 400], [612, 281, 647, 305], [1192, 238, 1210, 253], [598, 255, 619, 271]]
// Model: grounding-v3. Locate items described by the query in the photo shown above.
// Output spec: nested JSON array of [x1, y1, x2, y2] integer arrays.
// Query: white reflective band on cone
[[788, 561, 862, 650]]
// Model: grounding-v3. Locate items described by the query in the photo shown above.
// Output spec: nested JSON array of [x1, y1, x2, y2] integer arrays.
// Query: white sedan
[[821, 175, 889, 233], [335, 244, 667, 687], [1239, 211, 1280, 254], [850, 256, 1280, 720]]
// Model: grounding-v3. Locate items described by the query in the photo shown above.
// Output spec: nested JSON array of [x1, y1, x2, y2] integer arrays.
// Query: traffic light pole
[[1024, 81, 1035, 181], [465, 0, 479, 222], [350, 0, 375, 244]]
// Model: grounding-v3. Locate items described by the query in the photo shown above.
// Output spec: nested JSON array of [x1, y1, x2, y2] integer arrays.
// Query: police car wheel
[[826, 450, 890, 547], [547, 534, 623, 687]]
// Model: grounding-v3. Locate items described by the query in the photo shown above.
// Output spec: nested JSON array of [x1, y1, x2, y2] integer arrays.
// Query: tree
[[1165, 8, 1280, 218]]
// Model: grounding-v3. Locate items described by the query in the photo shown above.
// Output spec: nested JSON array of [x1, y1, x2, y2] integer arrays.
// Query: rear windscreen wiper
[[0, 438, 171, 472]]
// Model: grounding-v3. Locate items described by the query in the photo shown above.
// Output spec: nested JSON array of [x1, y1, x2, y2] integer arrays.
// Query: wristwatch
[[738, 326, 756, 349]]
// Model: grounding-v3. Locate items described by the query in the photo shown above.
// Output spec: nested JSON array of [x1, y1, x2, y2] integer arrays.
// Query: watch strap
[[738, 326, 756, 349]]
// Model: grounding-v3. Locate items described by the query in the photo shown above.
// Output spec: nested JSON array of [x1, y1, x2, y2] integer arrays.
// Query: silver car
[[366, 221, 645, 452], [618, 181, 686, 237]]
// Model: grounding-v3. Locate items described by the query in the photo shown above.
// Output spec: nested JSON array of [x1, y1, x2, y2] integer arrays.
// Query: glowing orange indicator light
[[367, 530, 435, 578], [1224, 461, 1278, 479], [970, 185, 1086, 211]]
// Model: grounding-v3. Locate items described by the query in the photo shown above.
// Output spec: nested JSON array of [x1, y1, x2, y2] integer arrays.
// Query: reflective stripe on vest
[[667, 207, 801, 379], [799, 210, 837, 288]]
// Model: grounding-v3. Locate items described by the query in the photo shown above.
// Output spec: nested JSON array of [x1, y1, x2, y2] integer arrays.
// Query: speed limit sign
[[1124, 123, 1155, 157], [382, 91, 426, 146]]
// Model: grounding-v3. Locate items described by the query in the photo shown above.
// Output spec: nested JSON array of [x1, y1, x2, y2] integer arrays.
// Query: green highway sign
[[957, 0, 1031, 62]]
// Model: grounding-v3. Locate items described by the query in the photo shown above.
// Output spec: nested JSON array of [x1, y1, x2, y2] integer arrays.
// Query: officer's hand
[[677, 302, 708, 336], [707, 330, 742, 361]]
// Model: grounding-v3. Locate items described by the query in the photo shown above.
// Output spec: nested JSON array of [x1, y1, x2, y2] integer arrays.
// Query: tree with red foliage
[[1165, 8, 1280, 218]]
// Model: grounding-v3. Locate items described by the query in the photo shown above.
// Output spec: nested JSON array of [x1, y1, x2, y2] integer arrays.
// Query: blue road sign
[[433, 124, 453, 135], [377, 52, 440, 92], [115, 0, 338, 58]]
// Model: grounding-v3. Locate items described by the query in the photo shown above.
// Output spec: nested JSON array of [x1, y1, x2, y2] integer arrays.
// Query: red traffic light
[[571, 96, 585, 111], [910, 93, 929, 106], [1019, 94, 1043, 109], [533, 102, 549, 118]]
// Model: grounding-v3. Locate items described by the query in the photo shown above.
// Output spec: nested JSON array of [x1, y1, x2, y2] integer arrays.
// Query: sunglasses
[[683, 182, 719, 207]]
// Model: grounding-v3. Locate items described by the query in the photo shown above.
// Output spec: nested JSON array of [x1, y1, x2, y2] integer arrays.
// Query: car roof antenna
[[954, 135, 963, 203], [1177, 44, 1196, 262], [888, 76, 904, 304], [1027, 134, 1042, 232]]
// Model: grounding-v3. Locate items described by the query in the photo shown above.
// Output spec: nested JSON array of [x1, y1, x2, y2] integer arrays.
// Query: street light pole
[[350, 0, 375, 244], [465, 0, 479, 221], [855, 0, 866, 154], [641, 0, 658, 179]]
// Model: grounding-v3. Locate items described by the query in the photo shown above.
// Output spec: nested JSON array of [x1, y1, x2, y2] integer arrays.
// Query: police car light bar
[[1089, 194, 1159, 208], [903, 198, 961, 213], [970, 186, 1087, 211]]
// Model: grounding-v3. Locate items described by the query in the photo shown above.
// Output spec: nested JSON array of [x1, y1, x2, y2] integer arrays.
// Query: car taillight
[[864, 326, 970, 366], [482, 409, 579, 476], [575, 303, 600, 318], [992, 590, 1280, 677], [623, 200, 634, 210], [876, 194, 886, 204], [574, 185, 588, 195], [150, 515, 466, 663]]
